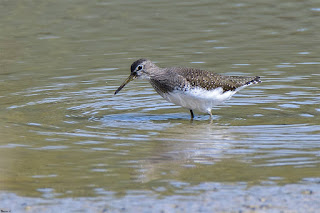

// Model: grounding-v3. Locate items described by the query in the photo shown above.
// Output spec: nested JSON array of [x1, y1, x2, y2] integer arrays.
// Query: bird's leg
[[190, 110, 194, 120], [209, 110, 212, 120]]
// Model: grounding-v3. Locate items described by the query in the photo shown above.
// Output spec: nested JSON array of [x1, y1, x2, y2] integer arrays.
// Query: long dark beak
[[114, 74, 136, 95]]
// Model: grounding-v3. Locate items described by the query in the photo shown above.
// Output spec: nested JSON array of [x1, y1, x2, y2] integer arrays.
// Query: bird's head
[[114, 58, 155, 95]]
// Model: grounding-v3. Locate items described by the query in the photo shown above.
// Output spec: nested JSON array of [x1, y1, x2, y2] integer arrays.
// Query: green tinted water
[[0, 0, 320, 211]]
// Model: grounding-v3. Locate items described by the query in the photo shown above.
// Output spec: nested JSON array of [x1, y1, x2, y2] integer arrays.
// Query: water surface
[[0, 0, 320, 212]]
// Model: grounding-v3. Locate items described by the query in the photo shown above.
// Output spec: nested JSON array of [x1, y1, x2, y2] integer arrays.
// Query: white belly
[[163, 87, 237, 114]]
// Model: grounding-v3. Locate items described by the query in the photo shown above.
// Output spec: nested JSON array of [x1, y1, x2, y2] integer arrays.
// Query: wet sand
[[1, 183, 319, 213]]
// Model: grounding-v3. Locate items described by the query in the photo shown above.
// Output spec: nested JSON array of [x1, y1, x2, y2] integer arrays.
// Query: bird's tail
[[245, 76, 261, 86]]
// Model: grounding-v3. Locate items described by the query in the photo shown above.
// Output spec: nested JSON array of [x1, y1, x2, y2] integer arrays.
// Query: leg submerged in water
[[190, 110, 194, 120]]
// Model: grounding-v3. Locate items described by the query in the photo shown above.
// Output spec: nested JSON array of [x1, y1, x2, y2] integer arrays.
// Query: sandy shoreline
[[1, 183, 319, 213]]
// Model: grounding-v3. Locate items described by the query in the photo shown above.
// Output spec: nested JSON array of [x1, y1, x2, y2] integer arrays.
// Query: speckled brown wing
[[149, 70, 188, 96], [173, 67, 260, 92]]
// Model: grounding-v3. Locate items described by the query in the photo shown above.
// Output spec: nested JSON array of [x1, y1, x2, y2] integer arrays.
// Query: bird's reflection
[[130, 121, 239, 183]]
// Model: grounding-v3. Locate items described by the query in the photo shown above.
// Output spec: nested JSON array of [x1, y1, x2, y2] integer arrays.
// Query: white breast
[[163, 87, 238, 114]]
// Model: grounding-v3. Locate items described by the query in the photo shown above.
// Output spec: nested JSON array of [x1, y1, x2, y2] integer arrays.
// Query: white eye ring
[[137, 65, 143, 71]]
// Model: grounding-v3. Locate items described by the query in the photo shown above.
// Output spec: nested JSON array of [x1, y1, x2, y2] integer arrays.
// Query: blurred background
[[0, 0, 320, 212]]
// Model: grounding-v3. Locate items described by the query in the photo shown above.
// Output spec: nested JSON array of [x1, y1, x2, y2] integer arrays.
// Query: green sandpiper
[[114, 59, 261, 119]]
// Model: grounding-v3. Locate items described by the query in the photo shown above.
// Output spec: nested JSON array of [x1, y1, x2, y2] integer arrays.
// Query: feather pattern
[[115, 59, 261, 118], [147, 67, 260, 114]]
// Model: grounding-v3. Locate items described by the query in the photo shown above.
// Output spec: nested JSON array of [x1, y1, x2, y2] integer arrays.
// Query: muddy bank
[[1, 183, 319, 213]]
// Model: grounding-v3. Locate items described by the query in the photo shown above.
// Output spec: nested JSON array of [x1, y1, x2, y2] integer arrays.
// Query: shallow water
[[1, 0, 320, 211]]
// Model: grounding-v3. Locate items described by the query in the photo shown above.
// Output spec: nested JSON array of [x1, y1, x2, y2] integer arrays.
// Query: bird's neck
[[148, 66, 167, 79]]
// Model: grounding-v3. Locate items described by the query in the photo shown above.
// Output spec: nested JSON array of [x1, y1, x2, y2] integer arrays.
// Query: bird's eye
[[137, 65, 143, 71]]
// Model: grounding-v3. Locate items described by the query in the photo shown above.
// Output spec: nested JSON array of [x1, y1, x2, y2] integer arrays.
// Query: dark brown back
[[173, 67, 260, 92]]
